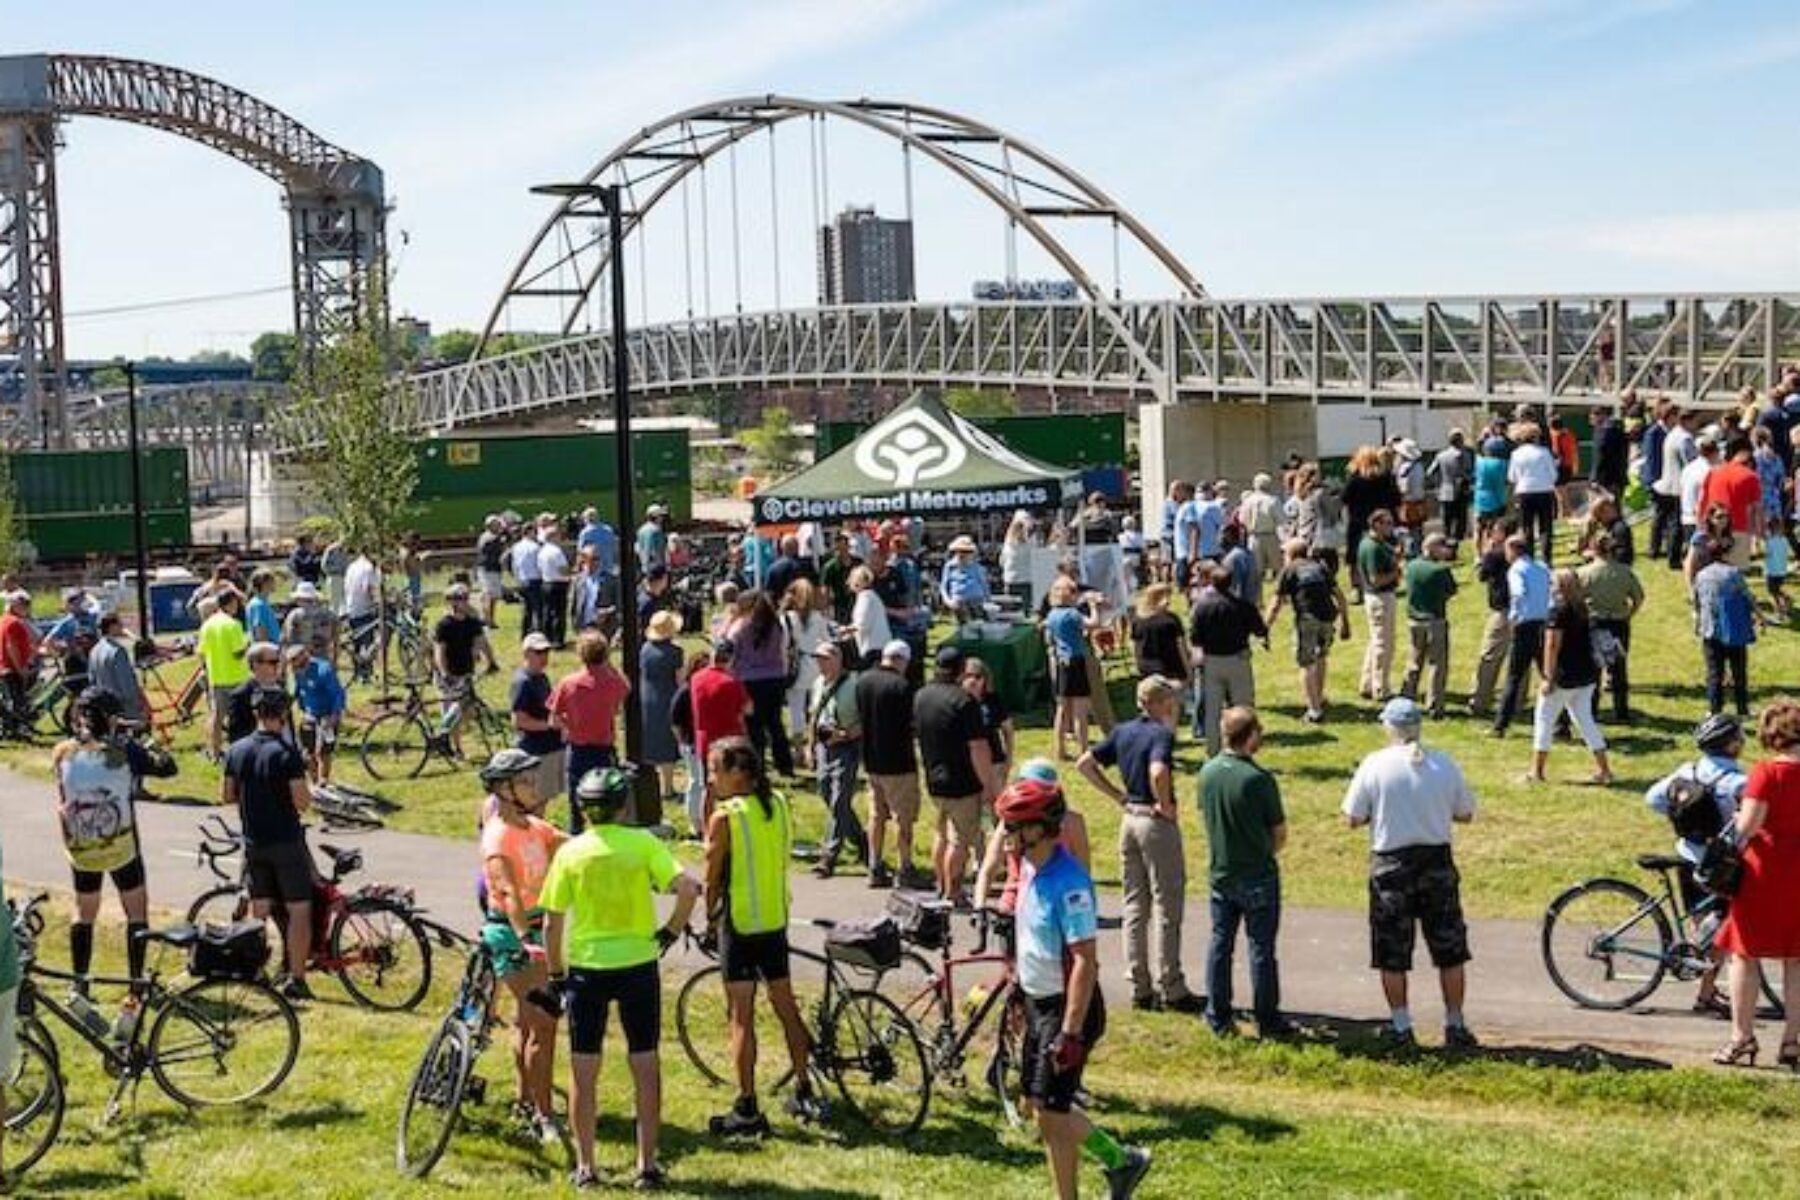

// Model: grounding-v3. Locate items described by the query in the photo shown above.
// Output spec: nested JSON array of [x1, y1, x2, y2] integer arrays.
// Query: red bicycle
[[185, 814, 435, 1012], [888, 904, 1029, 1127]]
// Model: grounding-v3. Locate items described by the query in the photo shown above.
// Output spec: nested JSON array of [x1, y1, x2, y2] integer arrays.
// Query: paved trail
[[1, 768, 1746, 1066]]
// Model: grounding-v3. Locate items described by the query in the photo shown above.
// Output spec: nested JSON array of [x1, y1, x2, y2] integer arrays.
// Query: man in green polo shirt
[[539, 767, 700, 1191], [1578, 531, 1644, 721], [1401, 533, 1459, 717], [1357, 510, 1402, 701]]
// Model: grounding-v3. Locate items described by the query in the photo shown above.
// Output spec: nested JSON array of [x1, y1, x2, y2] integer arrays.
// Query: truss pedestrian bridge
[[403, 292, 1799, 434]]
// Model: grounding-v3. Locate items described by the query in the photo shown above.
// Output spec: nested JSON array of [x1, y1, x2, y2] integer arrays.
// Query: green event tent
[[753, 391, 1082, 527]]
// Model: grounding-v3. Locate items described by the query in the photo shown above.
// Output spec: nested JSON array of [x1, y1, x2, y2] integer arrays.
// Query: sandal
[[1712, 1036, 1758, 1067], [1779, 1041, 1800, 1071]]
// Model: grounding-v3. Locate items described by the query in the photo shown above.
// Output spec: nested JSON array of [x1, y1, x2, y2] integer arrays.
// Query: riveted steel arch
[[0, 52, 386, 441], [477, 96, 1204, 380]]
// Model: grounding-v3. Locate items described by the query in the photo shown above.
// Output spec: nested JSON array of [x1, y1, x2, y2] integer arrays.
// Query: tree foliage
[[740, 405, 803, 478], [429, 329, 481, 365], [283, 281, 417, 566], [0, 454, 27, 575], [250, 332, 297, 382], [945, 387, 1018, 418]]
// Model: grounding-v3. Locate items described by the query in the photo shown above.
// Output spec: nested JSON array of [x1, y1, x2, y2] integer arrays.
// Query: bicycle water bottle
[[67, 988, 111, 1038], [963, 983, 990, 1019], [439, 702, 462, 736], [109, 998, 141, 1044]]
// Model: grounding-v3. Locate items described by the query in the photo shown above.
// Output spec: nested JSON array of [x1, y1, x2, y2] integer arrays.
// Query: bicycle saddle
[[319, 844, 364, 878], [135, 923, 200, 947], [1636, 853, 1687, 873]]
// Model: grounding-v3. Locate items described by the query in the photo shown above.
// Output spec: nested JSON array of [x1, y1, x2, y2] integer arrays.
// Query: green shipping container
[[816, 412, 1127, 469], [8, 447, 191, 560], [410, 430, 692, 538]]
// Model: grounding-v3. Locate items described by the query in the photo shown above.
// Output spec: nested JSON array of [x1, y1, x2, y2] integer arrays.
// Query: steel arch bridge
[[0, 52, 385, 441]]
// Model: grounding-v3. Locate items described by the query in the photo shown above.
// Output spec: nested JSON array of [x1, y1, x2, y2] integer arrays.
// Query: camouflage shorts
[[1368, 846, 1470, 972], [1295, 614, 1336, 667]]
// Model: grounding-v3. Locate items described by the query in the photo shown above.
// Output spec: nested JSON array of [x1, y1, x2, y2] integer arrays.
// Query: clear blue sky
[[29, 0, 1800, 358]]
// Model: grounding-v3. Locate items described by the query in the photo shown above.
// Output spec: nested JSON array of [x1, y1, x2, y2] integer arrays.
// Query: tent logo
[[854, 409, 967, 488]]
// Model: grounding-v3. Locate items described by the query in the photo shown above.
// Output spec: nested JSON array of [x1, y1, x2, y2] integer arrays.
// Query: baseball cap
[[292, 582, 320, 601], [934, 644, 967, 671], [521, 632, 552, 652], [882, 639, 913, 663], [1378, 696, 1424, 727]]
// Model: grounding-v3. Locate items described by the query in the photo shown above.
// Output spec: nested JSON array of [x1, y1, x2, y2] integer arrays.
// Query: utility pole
[[124, 363, 151, 639]]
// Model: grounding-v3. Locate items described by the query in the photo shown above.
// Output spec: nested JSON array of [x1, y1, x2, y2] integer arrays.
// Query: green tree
[[945, 387, 1018, 418], [190, 348, 249, 366], [740, 405, 803, 478], [430, 329, 481, 364], [281, 280, 417, 569], [250, 332, 297, 382], [0, 454, 26, 574]]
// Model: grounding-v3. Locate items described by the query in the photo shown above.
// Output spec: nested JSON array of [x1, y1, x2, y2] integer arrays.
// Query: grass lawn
[[11, 914, 1800, 1198], [8, 531, 1792, 918]]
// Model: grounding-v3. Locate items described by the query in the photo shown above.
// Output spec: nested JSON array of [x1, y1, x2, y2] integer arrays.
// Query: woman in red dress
[[1715, 697, 1800, 1067]]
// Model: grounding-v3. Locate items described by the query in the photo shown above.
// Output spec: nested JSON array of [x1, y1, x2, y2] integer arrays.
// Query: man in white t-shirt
[[538, 523, 572, 649], [1342, 697, 1477, 1049], [511, 524, 544, 638], [1505, 425, 1559, 565], [1658, 410, 1699, 570], [343, 552, 381, 621], [1677, 433, 1720, 562]]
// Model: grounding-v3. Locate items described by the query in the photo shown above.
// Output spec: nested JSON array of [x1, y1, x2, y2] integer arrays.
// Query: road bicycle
[[358, 676, 508, 781], [1542, 852, 1782, 1012], [395, 922, 520, 1178], [186, 814, 435, 1011], [3, 893, 301, 1183], [140, 639, 206, 735], [888, 907, 1029, 1128], [673, 920, 932, 1138], [346, 600, 428, 686], [307, 779, 400, 830]]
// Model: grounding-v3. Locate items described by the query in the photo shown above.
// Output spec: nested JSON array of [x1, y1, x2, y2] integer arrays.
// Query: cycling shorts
[[566, 962, 660, 1055]]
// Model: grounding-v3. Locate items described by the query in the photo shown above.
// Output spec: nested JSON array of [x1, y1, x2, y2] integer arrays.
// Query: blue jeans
[[1205, 871, 1282, 1032]]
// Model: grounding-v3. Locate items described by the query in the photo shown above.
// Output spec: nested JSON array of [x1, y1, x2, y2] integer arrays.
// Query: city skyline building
[[817, 205, 915, 305]]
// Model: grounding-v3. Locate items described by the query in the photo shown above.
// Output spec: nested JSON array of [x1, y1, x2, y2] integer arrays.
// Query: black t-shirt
[[976, 692, 1011, 765], [914, 681, 986, 798], [1477, 548, 1509, 613], [434, 613, 487, 677], [476, 530, 505, 573], [764, 556, 817, 604], [856, 666, 917, 775], [509, 667, 563, 755], [225, 730, 306, 847], [873, 567, 909, 613], [1130, 610, 1189, 681], [1549, 602, 1599, 689], [1277, 560, 1337, 622], [289, 547, 322, 584], [225, 679, 290, 744]]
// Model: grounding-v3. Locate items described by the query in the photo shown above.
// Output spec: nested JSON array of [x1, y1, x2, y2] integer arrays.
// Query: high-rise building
[[817, 205, 914, 305]]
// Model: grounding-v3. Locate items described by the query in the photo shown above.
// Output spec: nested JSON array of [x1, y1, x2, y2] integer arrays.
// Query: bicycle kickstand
[[102, 1069, 143, 1128]]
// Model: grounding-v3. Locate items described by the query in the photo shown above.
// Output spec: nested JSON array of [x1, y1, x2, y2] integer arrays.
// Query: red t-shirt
[[0, 613, 32, 675], [548, 664, 630, 748], [1700, 460, 1762, 533], [688, 664, 749, 764], [1552, 428, 1579, 474]]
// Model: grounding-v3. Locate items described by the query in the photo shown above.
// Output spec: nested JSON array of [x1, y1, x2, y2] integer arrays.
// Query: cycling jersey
[[539, 824, 680, 970], [1016, 844, 1099, 999]]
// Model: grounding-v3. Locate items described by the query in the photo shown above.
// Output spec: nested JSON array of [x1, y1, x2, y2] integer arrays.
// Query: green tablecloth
[[952, 623, 1049, 714]]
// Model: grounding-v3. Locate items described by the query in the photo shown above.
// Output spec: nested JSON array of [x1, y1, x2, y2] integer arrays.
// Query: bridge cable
[[808, 115, 823, 305], [692, 123, 712, 320], [901, 115, 916, 301], [1111, 216, 1123, 302], [729, 139, 744, 314], [680, 168, 695, 320], [768, 123, 782, 311]]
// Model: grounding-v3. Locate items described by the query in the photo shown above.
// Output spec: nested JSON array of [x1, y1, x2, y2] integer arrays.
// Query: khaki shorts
[[868, 772, 921, 827], [933, 793, 984, 851], [210, 685, 236, 738]]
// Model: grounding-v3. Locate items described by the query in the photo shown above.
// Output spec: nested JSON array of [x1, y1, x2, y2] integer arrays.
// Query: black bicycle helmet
[[479, 748, 541, 788], [1696, 713, 1744, 755], [574, 765, 634, 822], [74, 685, 123, 735]]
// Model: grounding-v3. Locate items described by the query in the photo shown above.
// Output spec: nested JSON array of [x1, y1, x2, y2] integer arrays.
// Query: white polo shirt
[[538, 540, 570, 584], [1506, 443, 1557, 496], [1342, 743, 1476, 853], [1679, 455, 1715, 525], [510, 537, 542, 583]]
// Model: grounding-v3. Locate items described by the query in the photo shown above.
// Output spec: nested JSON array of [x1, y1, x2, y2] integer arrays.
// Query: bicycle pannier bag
[[824, 916, 902, 973], [189, 919, 270, 981], [1695, 834, 1744, 898], [887, 890, 952, 950], [1665, 773, 1727, 844]]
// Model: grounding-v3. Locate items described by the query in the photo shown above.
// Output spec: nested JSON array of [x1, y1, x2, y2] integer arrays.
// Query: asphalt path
[[0, 767, 1757, 1067]]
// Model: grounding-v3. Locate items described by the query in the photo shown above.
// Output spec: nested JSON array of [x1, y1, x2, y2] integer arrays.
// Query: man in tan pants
[[1187, 564, 1266, 756], [1468, 522, 1514, 716], [1356, 510, 1401, 701], [1076, 676, 1202, 1012]]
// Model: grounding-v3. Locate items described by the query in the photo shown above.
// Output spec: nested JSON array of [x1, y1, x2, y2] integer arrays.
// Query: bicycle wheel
[[185, 885, 250, 927], [1542, 879, 1672, 1010], [466, 701, 508, 763], [675, 953, 824, 1093], [330, 898, 433, 1012], [360, 711, 433, 781], [2, 1025, 65, 1180], [396, 1017, 472, 1179], [822, 988, 931, 1138], [148, 977, 301, 1107]]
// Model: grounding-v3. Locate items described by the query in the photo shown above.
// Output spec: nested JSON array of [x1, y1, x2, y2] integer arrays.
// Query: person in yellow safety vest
[[702, 735, 826, 1137]]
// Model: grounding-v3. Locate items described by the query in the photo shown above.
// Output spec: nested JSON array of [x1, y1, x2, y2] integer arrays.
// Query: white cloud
[[1557, 207, 1800, 279]]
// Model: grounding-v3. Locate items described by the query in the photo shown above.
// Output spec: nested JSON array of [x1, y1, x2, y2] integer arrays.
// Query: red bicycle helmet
[[996, 778, 1066, 827]]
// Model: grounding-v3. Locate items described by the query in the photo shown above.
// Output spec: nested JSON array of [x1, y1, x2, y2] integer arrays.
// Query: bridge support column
[[0, 103, 66, 446], [286, 162, 387, 374], [1137, 400, 1317, 547]]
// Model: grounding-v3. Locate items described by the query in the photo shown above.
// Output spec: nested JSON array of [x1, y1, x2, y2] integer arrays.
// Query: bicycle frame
[[898, 917, 1016, 1069], [22, 962, 163, 1076], [1591, 867, 1719, 975]]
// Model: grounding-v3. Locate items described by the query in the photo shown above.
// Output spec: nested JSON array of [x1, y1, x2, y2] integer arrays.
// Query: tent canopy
[[754, 391, 1082, 527]]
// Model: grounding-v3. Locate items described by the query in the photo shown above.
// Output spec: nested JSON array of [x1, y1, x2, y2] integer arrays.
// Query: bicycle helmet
[[1015, 757, 1059, 786], [1696, 713, 1744, 755], [479, 747, 541, 788], [574, 765, 635, 822], [74, 685, 123, 735], [995, 777, 1066, 829]]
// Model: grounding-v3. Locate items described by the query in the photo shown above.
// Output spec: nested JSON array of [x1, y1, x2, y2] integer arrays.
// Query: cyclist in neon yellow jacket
[[702, 736, 825, 1137]]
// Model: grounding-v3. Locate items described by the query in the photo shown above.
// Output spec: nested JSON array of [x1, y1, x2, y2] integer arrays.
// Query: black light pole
[[531, 181, 655, 823], [123, 363, 152, 639]]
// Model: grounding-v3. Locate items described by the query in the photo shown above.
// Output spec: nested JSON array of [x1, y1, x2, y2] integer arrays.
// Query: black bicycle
[[3, 893, 301, 1182], [1542, 853, 1782, 1012], [674, 920, 932, 1138], [359, 678, 508, 781], [396, 922, 508, 1178]]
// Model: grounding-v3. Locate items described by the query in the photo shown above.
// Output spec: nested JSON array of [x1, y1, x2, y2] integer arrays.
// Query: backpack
[[1712, 576, 1757, 649], [1664, 768, 1728, 843]]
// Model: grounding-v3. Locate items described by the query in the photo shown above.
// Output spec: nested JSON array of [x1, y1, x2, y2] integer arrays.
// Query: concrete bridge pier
[[1137, 401, 1318, 548]]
